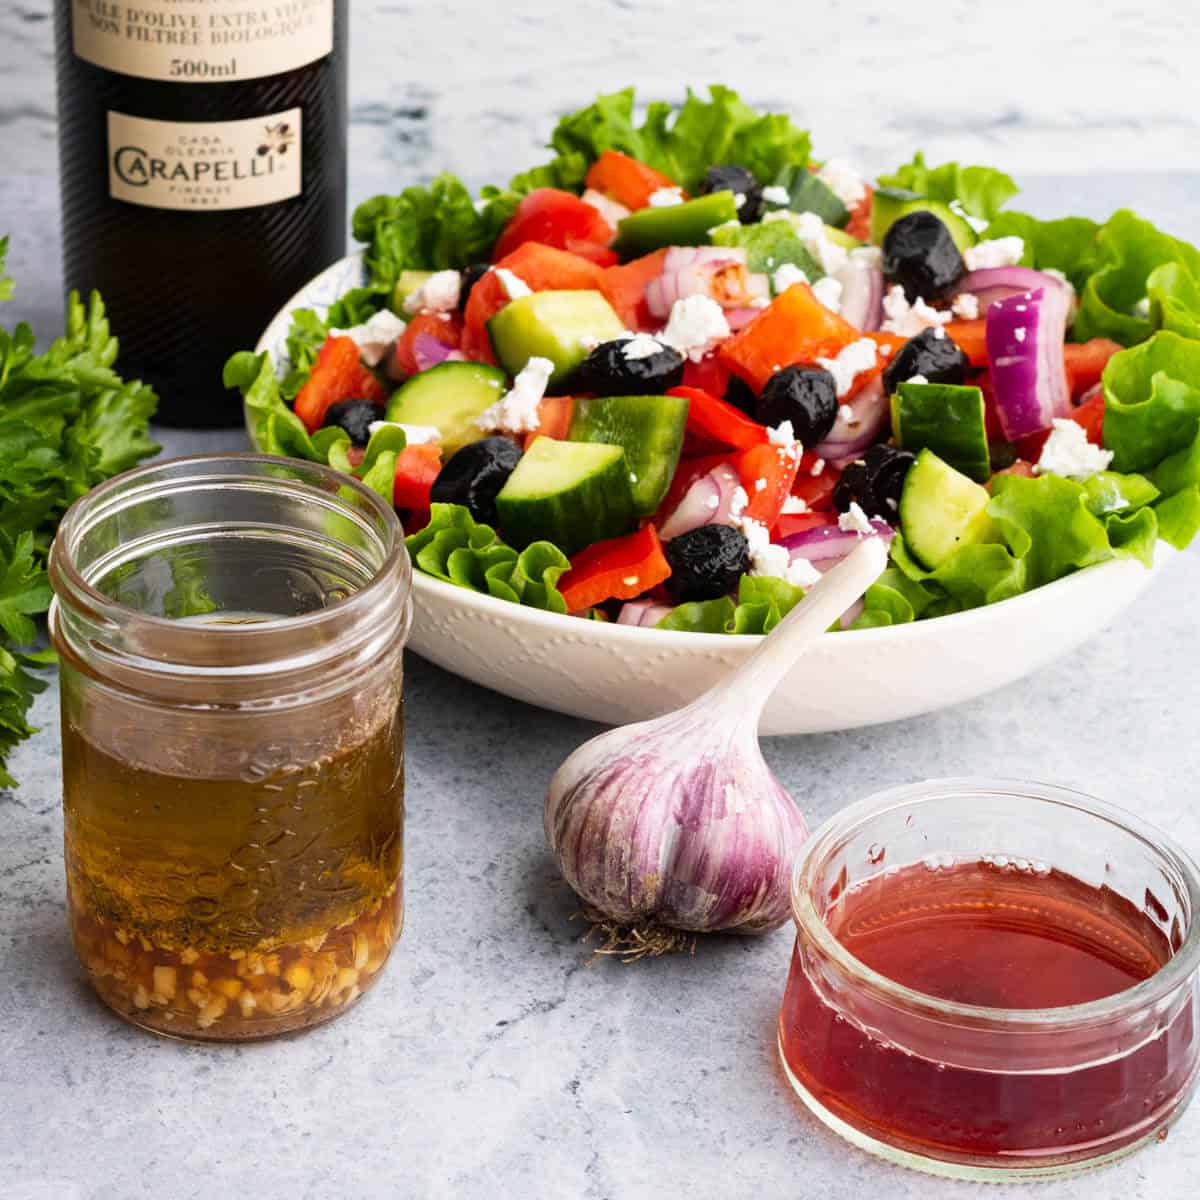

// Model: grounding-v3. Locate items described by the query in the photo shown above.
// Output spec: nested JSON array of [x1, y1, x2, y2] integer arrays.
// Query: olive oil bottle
[[54, 1, 348, 426]]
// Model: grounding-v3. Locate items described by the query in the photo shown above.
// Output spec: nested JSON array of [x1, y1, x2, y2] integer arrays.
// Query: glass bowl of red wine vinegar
[[779, 778, 1200, 1181]]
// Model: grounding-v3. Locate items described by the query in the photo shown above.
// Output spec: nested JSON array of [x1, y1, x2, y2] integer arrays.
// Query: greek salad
[[228, 87, 1200, 634]]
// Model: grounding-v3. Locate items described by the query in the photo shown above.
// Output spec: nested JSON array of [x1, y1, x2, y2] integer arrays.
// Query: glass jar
[[779, 779, 1200, 1182], [49, 455, 411, 1042]]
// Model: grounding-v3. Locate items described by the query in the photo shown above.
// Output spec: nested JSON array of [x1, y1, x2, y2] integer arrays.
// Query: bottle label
[[108, 109, 303, 211], [73, 0, 333, 83]]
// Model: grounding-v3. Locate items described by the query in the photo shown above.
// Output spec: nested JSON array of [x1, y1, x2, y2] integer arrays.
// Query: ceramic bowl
[[253, 253, 1168, 733]]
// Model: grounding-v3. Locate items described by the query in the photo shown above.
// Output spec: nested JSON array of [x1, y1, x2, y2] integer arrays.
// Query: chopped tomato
[[524, 395, 574, 448], [601, 248, 668, 330], [462, 241, 610, 364], [944, 319, 989, 369], [392, 443, 442, 510], [564, 241, 620, 267], [791, 455, 841, 511], [992, 459, 1036, 481], [680, 353, 731, 397], [1064, 339, 1122, 399], [585, 150, 679, 211], [844, 184, 874, 242], [719, 283, 861, 392], [1014, 429, 1052, 462], [668, 385, 769, 450], [294, 335, 388, 433], [392, 310, 463, 378], [773, 510, 836, 540], [1070, 384, 1106, 445], [492, 188, 614, 261], [558, 525, 671, 612], [734, 442, 802, 527]]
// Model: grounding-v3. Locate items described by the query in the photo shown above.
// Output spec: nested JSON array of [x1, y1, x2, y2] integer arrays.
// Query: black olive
[[429, 436, 523, 525], [698, 164, 763, 224], [572, 337, 685, 397], [459, 262, 491, 311], [322, 399, 380, 448], [832, 444, 915, 520], [663, 524, 750, 603], [882, 211, 966, 302], [723, 374, 758, 416], [756, 365, 839, 444], [882, 327, 971, 393]]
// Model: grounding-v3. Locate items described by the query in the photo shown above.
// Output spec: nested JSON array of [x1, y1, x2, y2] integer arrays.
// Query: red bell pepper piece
[[772, 510, 836, 540], [294, 335, 388, 433], [392, 310, 463, 378], [1064, 339, 1122, 399], [944, 319, 989, 369], [557, 524, 671, 613], [680, 353, 732, 398], [524, 395, 575, 449], [790, 453, 841, 512], [392, 443, 443, 511], [601, 248, 668, 330], [492, 189, 614, 262], [585, 150, 680, 211], [1070, 384, 1106, 445], [668, 385, 769, 451], [718, 283, 862, 392], [734, 442, 802, 528], [844, 184, 874, 242]]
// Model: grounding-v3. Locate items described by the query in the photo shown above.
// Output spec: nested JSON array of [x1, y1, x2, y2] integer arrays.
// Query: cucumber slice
[[767, 165, 849, 227], [899, 449, 996, 569], [870, 188, 977, 254], [615, 192, 740, 254], [488, 291, 624, 387], [892, 382, 991, 483], [391, 269, 433, 313], [710, 221, 822, 278], [822, 225, 863, 251], [568, 394, 689, 516], [384, 361, 507, 454], [496, 437, 635, 555]]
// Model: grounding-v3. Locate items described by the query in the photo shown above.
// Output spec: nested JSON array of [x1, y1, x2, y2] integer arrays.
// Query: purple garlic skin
[[544, 708, 808, 935]]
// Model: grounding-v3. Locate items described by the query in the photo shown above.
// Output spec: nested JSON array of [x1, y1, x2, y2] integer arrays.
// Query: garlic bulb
[[544, 537, 888, 941]]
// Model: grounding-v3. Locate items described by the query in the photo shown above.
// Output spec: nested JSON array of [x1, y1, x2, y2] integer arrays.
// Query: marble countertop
[[4, 130, 1200, 1200]]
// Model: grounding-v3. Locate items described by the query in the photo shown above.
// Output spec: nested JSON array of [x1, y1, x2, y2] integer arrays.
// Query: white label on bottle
[[73, 0, 333, 83], [107, 109, 303, 211]]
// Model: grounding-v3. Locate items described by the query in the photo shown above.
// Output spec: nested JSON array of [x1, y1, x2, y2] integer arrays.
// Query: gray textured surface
[[4, 15, 1200, 1194]]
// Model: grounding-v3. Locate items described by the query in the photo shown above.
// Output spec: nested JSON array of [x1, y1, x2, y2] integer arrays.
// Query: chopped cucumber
[[384, 361, 507, 454], [495, 437, 635, 555], [568, 394, 689, 516], [899, 449, 996, 569], [870, 188, 977, 254], [488, 290, 624, 387], [892, 382, 991, 483], [615, 192, 740, 254], [823, 224, 863, 251], [710, 221, 822, 279], [390, 269, 433, 313], [767, 165, 849, 227]]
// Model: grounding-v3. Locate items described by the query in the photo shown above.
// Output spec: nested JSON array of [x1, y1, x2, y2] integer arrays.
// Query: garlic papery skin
[[544, 538, 889, 941], [545, 707, 807, 934]]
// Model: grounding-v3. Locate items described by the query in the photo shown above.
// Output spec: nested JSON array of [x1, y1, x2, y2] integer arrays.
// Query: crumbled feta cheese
[[772, 262, 809, 294], [838, 501, 875, 535], [767, 420, 798, 447], [648, 186, 685, 208], [812, 275, 844, 315], [815, 158, 867, 208], [791, 210, 849, 275], [761, 185, 790, 206], [741, 518, 790, 577], [329, 309, 408, 367], [838, 403, 857, 426], [786, 557, 822, 588], [621, 333, 664, 360], [780, 495, 808, 514], [906, 374, 929, 386], [733, 192, 746, 208], [931, 326, 946, 340], [1014, 327, 1027, 343], [951, 292, 980, 321], [494, 267, 531, 300], [754, 478, 767, 492], [816, 337, 878, 398], [659, 296, 731, 362], [850, 245, 883, 270], [880, 284, 951, 337], [1134, 296, 1152, 320], [581, 187, 630, 228], [402, 269, 462, 316], [810, 458, 826, 477], [475, 356, 552, 434], [368, 421, 441, 444], [1035, 418, 1114, 479], [963, 236, 1025, 272], [729, 486, 749, 520]]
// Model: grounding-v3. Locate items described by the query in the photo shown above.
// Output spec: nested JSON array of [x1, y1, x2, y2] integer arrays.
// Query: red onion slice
[[725, 305, 765, 331], [780, 519, 894, 567], [811, 376, 888, 459], [657, 463, 743, 541], [953, 266, 1068, 314], [986, 286, 1071, 440], [836, 260, 884, 332], [412, 333, 459, 372], [617, 600, 674, 628], [646, 246, 758, 320]]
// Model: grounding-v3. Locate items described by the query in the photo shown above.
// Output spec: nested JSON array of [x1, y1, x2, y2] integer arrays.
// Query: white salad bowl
[[253, 252, 1170, 734]]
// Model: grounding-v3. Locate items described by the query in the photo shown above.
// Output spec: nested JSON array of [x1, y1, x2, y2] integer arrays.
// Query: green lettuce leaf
[[980, 211, 1102, 291], [0, 237, 12, 302], [877, 152, 1018, 222], [655, 596, 736, 633], [851, 565, 938, 629], [710, 221, 822, 278], [1147, 262, 1200, 341], [728, 575, 804, 634], [224, 350, 322, 462]]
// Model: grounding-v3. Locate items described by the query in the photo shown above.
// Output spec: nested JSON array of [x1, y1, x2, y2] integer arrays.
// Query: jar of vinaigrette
[[780, 779, 1200, 1181], [49, 455, 410, 1041]]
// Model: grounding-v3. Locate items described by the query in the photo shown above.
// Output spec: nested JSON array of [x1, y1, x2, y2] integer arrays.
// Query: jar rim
[[790, 777, 1200, 1030], [49, 453, 409, 678]]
